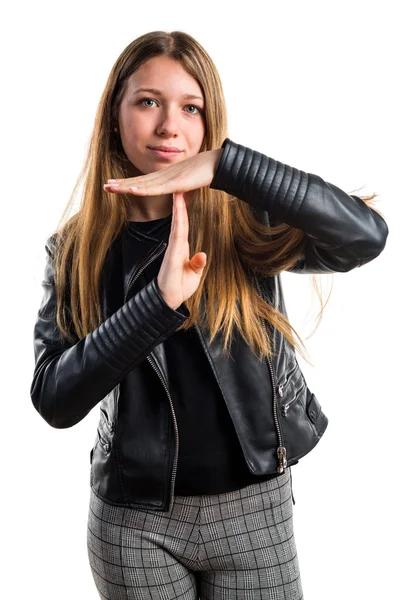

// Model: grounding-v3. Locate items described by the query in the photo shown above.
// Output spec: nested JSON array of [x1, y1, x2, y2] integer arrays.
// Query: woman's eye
[[138, 98, 202, 115], [185, 105, 201, 114], [140, 98, 157, 107]]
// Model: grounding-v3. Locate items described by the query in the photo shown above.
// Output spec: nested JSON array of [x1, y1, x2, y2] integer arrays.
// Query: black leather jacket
[[30, 138, 388, 511]]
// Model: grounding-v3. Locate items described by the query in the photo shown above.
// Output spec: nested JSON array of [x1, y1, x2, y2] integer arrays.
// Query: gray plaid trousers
[[87, 466, 303, 599]]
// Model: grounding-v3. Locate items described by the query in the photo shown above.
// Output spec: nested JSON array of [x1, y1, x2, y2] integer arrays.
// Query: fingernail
[[108, 179, 117, 183], [130, 186, 139, 190]]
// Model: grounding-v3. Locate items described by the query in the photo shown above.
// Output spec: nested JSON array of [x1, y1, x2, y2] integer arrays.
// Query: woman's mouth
[[148, 147, 183, 159]]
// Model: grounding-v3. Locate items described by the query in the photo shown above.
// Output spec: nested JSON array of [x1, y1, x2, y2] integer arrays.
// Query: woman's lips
[[148, 148, 182, 159]]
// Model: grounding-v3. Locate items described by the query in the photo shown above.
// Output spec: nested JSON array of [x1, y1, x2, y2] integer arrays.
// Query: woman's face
[[118, 56, 206, 177]]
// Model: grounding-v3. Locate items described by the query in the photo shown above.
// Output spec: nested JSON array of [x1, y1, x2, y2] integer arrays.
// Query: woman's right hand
[[157, 192, 207, 311]]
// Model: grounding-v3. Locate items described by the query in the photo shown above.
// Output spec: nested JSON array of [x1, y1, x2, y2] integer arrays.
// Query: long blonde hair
[[52, 30, 382, 363]]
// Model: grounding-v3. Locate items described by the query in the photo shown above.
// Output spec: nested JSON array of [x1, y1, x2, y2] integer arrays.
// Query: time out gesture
[[103, 148, 223, 310]]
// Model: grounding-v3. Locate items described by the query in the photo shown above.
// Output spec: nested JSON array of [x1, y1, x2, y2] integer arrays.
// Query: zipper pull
[[282, 403, 289, 417], [278, 384, 284, 397], [277, 446, 287, 473]]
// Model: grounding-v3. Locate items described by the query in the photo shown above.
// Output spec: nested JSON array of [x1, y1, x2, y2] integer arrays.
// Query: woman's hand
[[103, 148, 222, 197], [103, 148, 222, 309], [157, 191, 207, 310]]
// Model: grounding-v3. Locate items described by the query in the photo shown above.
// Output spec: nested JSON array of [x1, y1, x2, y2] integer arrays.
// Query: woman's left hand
[[103, 148, 223, 196]]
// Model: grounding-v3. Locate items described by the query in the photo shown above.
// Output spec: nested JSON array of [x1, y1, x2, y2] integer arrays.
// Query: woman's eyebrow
[[132, 87, 204, 101]]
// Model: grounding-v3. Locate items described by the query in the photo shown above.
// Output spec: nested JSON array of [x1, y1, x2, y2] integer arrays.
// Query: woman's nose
[[156, 110, 180, 136]]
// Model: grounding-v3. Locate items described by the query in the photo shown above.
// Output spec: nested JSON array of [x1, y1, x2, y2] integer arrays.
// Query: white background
[[2, 0, 399, 598]]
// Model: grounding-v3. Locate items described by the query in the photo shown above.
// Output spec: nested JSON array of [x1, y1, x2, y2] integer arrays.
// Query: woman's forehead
[[126, 57, 203, 98]]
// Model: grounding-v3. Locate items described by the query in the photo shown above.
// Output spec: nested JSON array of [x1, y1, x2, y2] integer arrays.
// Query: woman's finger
[[172, 192, 188, 242], [104, 166, 179, 195], [103, 184, 195, 199], [104, 182, 174, 196], [106, 169, 171, 187], [103, 183, 148, 195]]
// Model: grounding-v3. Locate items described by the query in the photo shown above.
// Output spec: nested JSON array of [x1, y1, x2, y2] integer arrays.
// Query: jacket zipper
[[100, 406, 115, 433], [123, 241, 179, 508], [281, 394, 299, 417], [277, 361, 297, 395], [98, 429, 111, 454], [255, 277, 287, 473], [277, 364, 299, 417], [147, 355, 179, 508], [124, 243, 167, 303]]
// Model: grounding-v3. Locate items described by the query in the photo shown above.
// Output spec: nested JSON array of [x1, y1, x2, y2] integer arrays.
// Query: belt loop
[[289, 467, 296, 505]]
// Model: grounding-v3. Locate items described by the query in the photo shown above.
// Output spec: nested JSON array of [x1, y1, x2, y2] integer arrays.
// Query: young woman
[[30, 30, 388, 600]]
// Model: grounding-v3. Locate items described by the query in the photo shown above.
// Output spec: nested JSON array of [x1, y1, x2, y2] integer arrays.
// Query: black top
[[123, 213, 281, 495]]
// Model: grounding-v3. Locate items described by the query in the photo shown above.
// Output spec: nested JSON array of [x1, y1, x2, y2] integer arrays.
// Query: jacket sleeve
[[30, 236, 190, 429], [210, 138, 389, 274]]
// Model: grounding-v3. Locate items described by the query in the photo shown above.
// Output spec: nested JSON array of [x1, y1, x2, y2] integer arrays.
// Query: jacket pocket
[[306, 391, 321, 426]]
